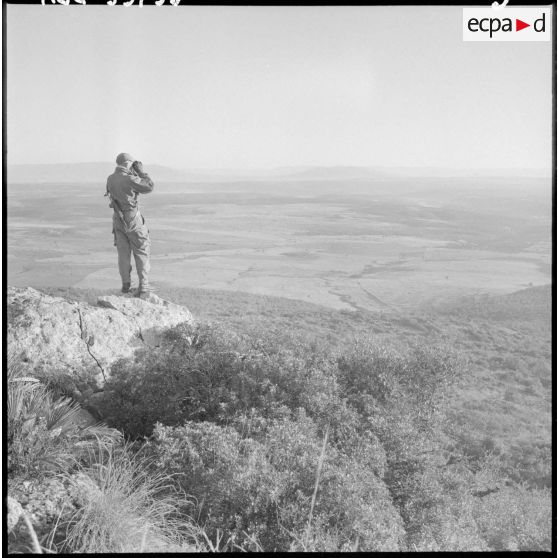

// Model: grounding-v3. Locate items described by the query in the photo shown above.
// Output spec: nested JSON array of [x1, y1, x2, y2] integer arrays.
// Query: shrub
[[143, 413, 406, 552], [143, 419, 278, 550], [473, 485, 552, 550], [99, 322, 342, 439], [336, 339, 470, 548], [390, 462, 488, 551], [100, 323, 266, 437], [337, 340, 460, 422], [502, 443, 552, 489]]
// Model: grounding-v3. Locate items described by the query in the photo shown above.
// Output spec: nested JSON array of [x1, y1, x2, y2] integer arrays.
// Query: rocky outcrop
[[8, 473, 99, 543], [7, 287, 195, 385]]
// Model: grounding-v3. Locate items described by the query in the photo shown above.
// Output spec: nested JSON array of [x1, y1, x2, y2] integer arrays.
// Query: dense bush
[[99, 322, 339, 438], [89, 321, 551, 552], [334, 340, 487, 549], [143, 415, 406, 552], [473, 485, 552, 551]]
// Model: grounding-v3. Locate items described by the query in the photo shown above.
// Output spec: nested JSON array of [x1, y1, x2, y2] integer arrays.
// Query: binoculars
[[131, 160, 144, 175]]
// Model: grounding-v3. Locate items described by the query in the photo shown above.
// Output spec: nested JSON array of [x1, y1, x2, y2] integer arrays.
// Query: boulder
[[9, 476, 76, 535], [7, 287, 195, 384], [7, 496, 23, 533]]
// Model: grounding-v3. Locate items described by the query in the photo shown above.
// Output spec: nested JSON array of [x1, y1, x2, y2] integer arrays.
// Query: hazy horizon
[[7, 161, 553, 177], [8, 161, 552, 171], [7, 162, 552, 187]]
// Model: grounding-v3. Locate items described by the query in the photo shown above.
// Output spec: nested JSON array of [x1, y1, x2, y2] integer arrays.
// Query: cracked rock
[[7, 287, 195, 384]]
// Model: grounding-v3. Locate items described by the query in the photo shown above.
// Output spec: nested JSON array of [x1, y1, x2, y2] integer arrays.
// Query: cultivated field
[[7, 176, 551, 313]]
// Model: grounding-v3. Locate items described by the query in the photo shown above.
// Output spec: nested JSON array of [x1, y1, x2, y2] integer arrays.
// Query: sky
[[6, 4, 553, 170]]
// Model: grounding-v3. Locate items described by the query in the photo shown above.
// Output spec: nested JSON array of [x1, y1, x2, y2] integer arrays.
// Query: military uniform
[[106, 154, 154, 294]]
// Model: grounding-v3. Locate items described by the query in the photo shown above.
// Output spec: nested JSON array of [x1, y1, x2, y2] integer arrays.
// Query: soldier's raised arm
[[129, 161, 154, 194]]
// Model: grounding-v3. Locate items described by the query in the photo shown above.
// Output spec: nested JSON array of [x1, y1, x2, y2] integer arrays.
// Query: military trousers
[[112, 211, 151, 290]]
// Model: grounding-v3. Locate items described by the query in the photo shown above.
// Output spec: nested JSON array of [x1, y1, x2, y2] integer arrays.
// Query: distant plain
[[7, 175, 551, 313]]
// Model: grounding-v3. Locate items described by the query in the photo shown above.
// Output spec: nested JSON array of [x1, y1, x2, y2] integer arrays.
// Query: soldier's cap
[[116, 153, 135, 165]]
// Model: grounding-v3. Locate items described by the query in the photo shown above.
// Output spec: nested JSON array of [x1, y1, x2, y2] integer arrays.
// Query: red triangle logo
[[516, 19, 530, 31]]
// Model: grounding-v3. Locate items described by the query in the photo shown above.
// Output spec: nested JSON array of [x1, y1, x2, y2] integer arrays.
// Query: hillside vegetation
[[7, 284, 551, 552]]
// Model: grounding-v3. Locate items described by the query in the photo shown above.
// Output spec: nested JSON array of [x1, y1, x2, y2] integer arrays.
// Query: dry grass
[[58, 442, 203, 553]]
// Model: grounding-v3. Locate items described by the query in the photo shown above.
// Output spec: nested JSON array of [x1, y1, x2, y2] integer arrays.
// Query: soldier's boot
[[134, 283, 154, 298], [121, 282, 131, 294]]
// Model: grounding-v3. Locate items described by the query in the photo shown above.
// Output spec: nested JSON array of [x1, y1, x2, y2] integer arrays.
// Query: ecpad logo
[[468, 13, 545, 37], [463, 8, 550, 41]]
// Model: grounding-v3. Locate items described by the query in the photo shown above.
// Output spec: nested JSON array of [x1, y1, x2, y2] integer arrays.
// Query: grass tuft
[[58, 442, 202, 553]]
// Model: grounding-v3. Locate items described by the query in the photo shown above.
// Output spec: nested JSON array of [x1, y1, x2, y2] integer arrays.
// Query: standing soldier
[[106, 152, 154, 297]]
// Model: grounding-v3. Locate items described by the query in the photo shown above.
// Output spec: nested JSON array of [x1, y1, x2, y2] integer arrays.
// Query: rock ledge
[[7, 286, 194, 383]]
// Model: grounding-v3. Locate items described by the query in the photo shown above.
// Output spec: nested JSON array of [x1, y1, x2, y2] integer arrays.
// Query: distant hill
[[272, 166, 392, 181], [7, 163, 393, 184], [7, 162, 199, 184], [7, 162, 550, 185]]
